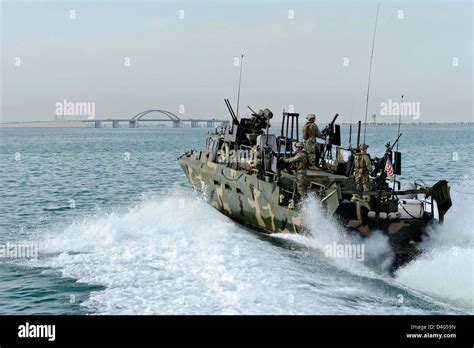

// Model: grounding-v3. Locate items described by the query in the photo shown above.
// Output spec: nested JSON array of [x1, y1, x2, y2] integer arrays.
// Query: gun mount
[[223, 99, 273, 146], [322, 113, 341, 147]]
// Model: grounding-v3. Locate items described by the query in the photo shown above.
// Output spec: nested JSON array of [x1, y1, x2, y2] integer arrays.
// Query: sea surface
[[0, 125, 472, 315]]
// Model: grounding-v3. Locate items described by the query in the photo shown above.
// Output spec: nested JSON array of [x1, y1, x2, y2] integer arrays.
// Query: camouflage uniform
[[354, 153, 373, 192], [286, 150, 309, 197], [302, 121, 323, 167]]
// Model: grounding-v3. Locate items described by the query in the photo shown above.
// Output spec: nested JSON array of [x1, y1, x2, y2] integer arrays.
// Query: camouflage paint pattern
[[180, 150, 300, 234]]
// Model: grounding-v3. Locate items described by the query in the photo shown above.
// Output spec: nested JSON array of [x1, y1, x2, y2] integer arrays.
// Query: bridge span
[[81, 110, 230, 128]]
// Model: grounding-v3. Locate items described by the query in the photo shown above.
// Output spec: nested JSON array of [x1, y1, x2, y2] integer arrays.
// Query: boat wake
[[276, 194, 394, 277], [277, 177, 473, 313], [395, 176, 473, 312], [19, 184, 470, 314]]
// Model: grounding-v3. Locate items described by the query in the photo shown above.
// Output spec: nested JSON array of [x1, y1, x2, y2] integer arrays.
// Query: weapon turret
[[322, 113, 341, 146]]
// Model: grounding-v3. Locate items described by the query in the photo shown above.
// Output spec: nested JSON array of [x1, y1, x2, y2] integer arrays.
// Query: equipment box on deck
[[398, 199, 424, 219]]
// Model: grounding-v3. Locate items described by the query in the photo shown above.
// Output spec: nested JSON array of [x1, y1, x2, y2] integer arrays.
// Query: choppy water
[[0, 125, 472, 314]]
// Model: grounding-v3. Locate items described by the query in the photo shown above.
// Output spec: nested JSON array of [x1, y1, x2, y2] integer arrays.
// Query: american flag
[[385, 159, 395, 182]]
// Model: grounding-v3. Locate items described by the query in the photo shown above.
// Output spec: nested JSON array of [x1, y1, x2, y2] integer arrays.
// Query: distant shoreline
[[0, 120, 472, 129], [0, 121, 87, 128], [338, 122, 474, 126]]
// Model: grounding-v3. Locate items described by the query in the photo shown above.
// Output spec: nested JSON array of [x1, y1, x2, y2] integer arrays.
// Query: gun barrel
[[392, 133, 403, 148], [224, 99, 239, 125], [247, 105, 257, 115]]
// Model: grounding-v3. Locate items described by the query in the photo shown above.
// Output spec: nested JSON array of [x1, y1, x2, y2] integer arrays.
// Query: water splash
[[278, 185, 472, 313], [22, 188, 459, 314], [395, 174, 474, 312], [279, 194, 394, 276]]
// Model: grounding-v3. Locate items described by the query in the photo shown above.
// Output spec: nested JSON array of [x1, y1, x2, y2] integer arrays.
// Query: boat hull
[[179, 150, 432, 266]]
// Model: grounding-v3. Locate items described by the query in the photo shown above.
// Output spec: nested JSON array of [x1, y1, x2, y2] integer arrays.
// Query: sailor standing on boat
[[302, 114, 324, 167], [283, 142, 309, 198], [354, 143, 373, 192]]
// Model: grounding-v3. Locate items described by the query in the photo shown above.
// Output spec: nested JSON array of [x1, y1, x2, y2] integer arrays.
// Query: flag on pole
[[386, 159, 395, 182]]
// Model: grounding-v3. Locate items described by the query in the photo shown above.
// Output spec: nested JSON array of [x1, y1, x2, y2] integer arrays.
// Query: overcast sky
[[1, 0, 472, 123]]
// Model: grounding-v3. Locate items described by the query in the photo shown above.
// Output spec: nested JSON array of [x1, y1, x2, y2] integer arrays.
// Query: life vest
[[294, 151, 309, 170], [355, 154, 369, 173], [302, 122, 319, 140]]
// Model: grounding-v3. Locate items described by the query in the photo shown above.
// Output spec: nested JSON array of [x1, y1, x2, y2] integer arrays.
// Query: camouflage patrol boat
[[178, 99, 452, 270]]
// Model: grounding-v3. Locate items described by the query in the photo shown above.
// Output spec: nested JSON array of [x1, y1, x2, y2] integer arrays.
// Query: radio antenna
[[349, 100, 354, 147], [363, 3, 380, 143], [392, 94, 403, 193], [236, 54, 244, 119], [396, 95, 403, 152]]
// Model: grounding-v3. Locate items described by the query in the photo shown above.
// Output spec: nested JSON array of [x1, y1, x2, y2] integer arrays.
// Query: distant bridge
[[80, 110, 230, 128]]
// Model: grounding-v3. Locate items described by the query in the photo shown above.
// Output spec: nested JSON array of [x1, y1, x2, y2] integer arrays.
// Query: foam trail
[[23, 189, 456, 314], [26, 189, 378, 314], [395, 175, 474, 312], [278, 194, 394, 276]]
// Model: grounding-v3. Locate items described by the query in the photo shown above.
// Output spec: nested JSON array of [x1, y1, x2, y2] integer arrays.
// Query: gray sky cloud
[[1, 0, 472, 123]]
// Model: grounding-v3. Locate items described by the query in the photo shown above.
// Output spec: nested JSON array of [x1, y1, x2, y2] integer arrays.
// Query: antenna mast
[[349, 100, 354, 147], [363, 3, 380, 143], [236, 54, 244, 119], [396, 95, 403, 152], [392, 94, 403, 192]]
